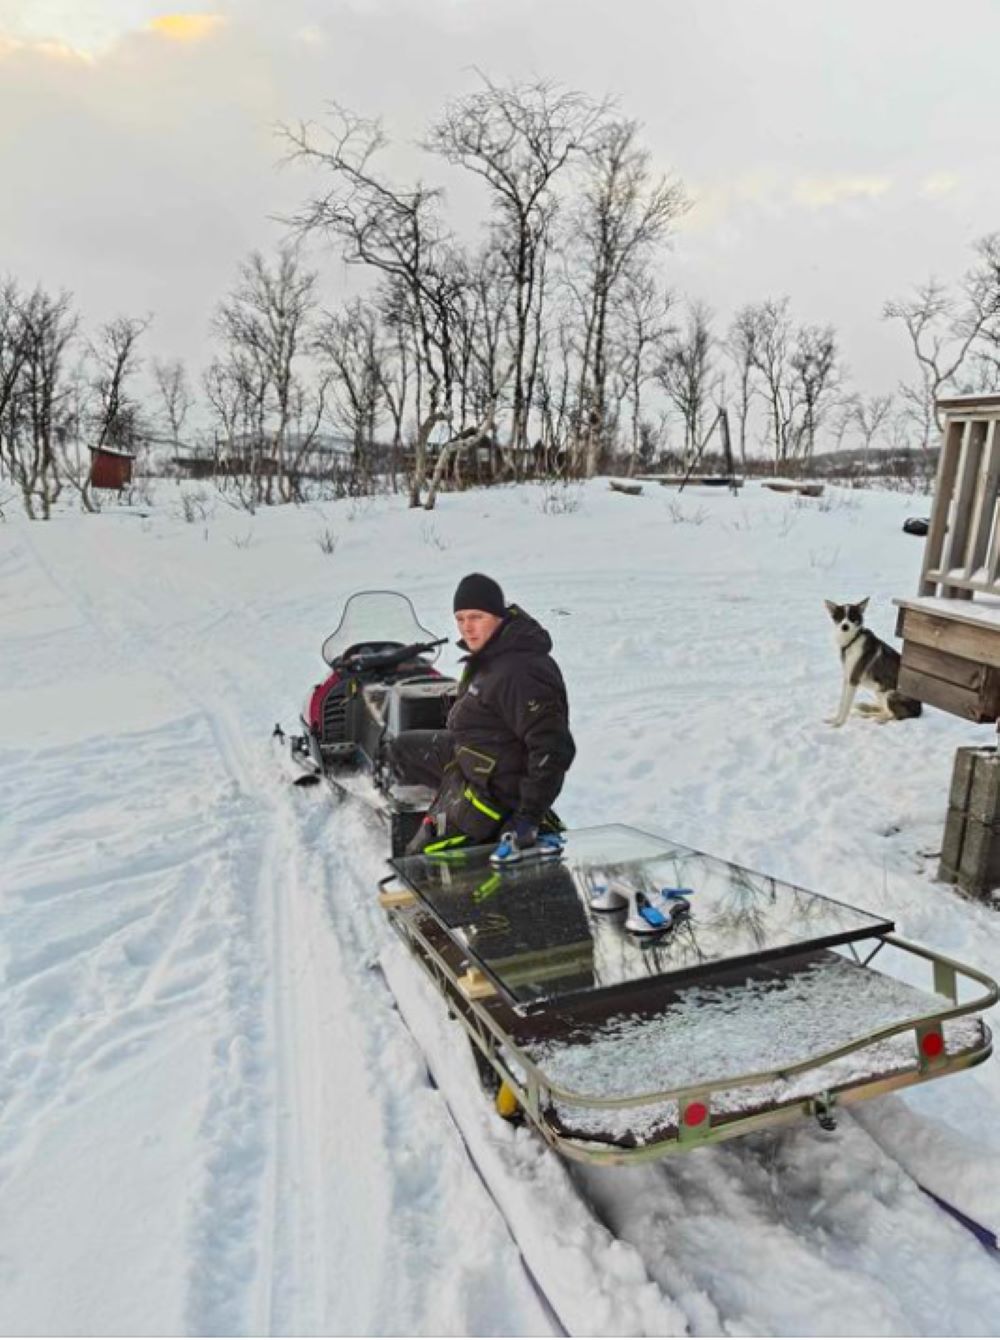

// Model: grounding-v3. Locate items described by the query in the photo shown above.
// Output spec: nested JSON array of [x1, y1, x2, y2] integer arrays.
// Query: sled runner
[[381, 823, 997, 1163]]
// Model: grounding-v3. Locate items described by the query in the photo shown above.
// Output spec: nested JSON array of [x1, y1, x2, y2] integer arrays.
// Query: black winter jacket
[[446, 606, 575, 825]]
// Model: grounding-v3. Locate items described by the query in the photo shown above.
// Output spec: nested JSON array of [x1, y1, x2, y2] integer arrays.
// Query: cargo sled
[[380, 824, 997, 1163]]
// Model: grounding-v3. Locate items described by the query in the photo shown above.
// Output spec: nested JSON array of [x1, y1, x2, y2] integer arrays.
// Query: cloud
[[921, 172, 960, 198], [148, 14, 225, 42], [682, 171, 895, 232], [0, 7, 225, 59], [680, 172, 783, 233], [0, 36, 95, 63], [684, 169, 971, 234], [293, 25, 328, 46], [790, 175, 891, 208]]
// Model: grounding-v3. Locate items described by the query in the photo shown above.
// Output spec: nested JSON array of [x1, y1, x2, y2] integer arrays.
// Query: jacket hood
[[463, 606, 552, 663]]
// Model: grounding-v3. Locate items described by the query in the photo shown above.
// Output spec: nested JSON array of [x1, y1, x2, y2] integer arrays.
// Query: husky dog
[[824, 598, 922, 726]]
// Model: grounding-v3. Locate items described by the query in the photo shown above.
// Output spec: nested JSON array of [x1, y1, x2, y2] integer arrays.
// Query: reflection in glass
[[392, 824, 893, 1009]]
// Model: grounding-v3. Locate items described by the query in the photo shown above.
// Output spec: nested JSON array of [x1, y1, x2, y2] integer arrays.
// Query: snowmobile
[[277, 589, 458, 855], [281, 591, 998, 1164]]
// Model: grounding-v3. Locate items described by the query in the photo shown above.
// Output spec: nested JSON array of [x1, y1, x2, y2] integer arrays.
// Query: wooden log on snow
[[761, 480, 825, 497], [609, 480, 643, 496]]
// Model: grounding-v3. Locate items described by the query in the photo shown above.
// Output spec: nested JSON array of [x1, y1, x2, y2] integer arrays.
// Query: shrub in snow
[[420, 520, 448, 550], [539, 481, 582, 515]]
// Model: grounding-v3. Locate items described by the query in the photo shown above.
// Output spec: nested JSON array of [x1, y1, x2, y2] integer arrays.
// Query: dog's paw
[[824, 716, 845, 727]]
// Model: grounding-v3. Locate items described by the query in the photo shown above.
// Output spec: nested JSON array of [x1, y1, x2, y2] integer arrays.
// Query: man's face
[[455, 608, 503, 652]]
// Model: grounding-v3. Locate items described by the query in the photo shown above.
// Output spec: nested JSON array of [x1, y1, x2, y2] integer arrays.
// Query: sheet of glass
[[391, 824, 894, 1008]]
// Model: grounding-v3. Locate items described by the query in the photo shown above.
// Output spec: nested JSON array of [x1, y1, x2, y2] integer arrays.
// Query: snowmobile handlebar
[[339, 637, 448, 674]]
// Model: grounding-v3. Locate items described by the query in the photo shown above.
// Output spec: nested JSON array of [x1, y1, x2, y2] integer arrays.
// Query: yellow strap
[[464, 787, 501, 821], [424, 834, 467, 854]]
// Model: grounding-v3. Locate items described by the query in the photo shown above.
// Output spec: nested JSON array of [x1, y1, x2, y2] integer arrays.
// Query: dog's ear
[[857, 597, 870, 616], [823, 599, 840, 619]]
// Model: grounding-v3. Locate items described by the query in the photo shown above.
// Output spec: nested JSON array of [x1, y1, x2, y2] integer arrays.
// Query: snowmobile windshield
[[321, 590, 442, 666]]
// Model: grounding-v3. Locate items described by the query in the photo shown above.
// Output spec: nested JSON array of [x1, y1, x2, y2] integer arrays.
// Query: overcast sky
[[3, 0, 1000, 411]]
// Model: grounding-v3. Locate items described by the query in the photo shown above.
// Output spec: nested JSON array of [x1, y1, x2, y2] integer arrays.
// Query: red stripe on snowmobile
[[307, 672, 341, 729]]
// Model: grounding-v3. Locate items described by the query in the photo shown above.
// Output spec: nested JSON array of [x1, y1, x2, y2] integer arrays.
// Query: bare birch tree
[[314, 297, 387, 491], [376, 278, 414, 493], [282, 106, 457, 507], [570, 117, 687, 476], [4, 288, 79, 518], [846, 392, 893, 470], [966, 233, 1000, 391], [202, 353, 269, 508], [884, 235, 1000, 448], [724, 305, 762, 467], [788, 323, 841, 460], [214, 247, 318, 504], [153, 357, 193, 452], [612, 269, 674, 475], [745, 298, 795, 466], [90, 315, 150, 452], [657, 300, 717, 466], [0, 280, 31, 483], [427, 76, 602, 457]]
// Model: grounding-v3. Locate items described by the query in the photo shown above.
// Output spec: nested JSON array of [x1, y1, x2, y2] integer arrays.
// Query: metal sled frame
[[384, 894, 997, 1166]]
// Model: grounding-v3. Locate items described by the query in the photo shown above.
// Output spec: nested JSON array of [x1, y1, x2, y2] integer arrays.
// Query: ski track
[[6, 520, 556, 1336], [3, 487, 1000, 1335], [7, 523, 282, 1335], [286, 797, 559, 1336]]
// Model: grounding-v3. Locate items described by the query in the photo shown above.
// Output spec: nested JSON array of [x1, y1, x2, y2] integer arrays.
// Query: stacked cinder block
[[939, 746, 1000, 900]]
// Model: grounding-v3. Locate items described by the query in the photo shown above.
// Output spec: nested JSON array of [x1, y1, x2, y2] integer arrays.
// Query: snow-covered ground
[[2, 477, 1000, 1336]]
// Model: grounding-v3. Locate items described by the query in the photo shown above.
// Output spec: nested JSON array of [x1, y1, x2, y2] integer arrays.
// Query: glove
[[511, 815, 539, 847]]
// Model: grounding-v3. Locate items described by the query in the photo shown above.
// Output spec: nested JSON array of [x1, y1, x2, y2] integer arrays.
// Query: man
[[390, 572, 575, 857]]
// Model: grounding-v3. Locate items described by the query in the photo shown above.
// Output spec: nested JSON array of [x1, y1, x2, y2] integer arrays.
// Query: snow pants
[[388, 729, 506, 850]]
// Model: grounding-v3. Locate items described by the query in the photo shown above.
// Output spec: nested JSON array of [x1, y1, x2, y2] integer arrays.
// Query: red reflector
[[684, 1101, 708, 1127], [921, 1031, 944, 1058]]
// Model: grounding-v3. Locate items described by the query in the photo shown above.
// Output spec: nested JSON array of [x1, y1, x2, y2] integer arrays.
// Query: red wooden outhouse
[[89, 445, 135, 489]]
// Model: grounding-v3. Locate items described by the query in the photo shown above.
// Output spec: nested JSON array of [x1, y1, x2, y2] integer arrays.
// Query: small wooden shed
[[89, 444, 135, 490], [894, 395, 1000, 722]]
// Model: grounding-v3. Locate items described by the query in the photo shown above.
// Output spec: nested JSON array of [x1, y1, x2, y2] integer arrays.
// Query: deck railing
[[920, 395, 1000, 600]]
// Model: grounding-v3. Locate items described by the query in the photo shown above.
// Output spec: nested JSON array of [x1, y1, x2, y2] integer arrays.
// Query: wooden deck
[[895, 596, 1000, 722], [897, 396, 1000, 722]]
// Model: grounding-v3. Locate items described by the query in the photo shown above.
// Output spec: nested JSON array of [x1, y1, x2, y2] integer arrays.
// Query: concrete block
[[957, 813, 1000, 897], [967, 749, 1000, 824], [938, 805, 968, 884], [939, 745, 1000, 899], [947, 746, 980, 811]]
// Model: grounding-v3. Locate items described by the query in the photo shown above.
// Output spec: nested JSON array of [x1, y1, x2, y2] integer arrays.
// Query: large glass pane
[[391, 824, 894, 1009]]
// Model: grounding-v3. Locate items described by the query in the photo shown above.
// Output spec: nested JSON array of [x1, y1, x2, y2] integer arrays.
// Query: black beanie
[[453, 572, 506, 617]]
